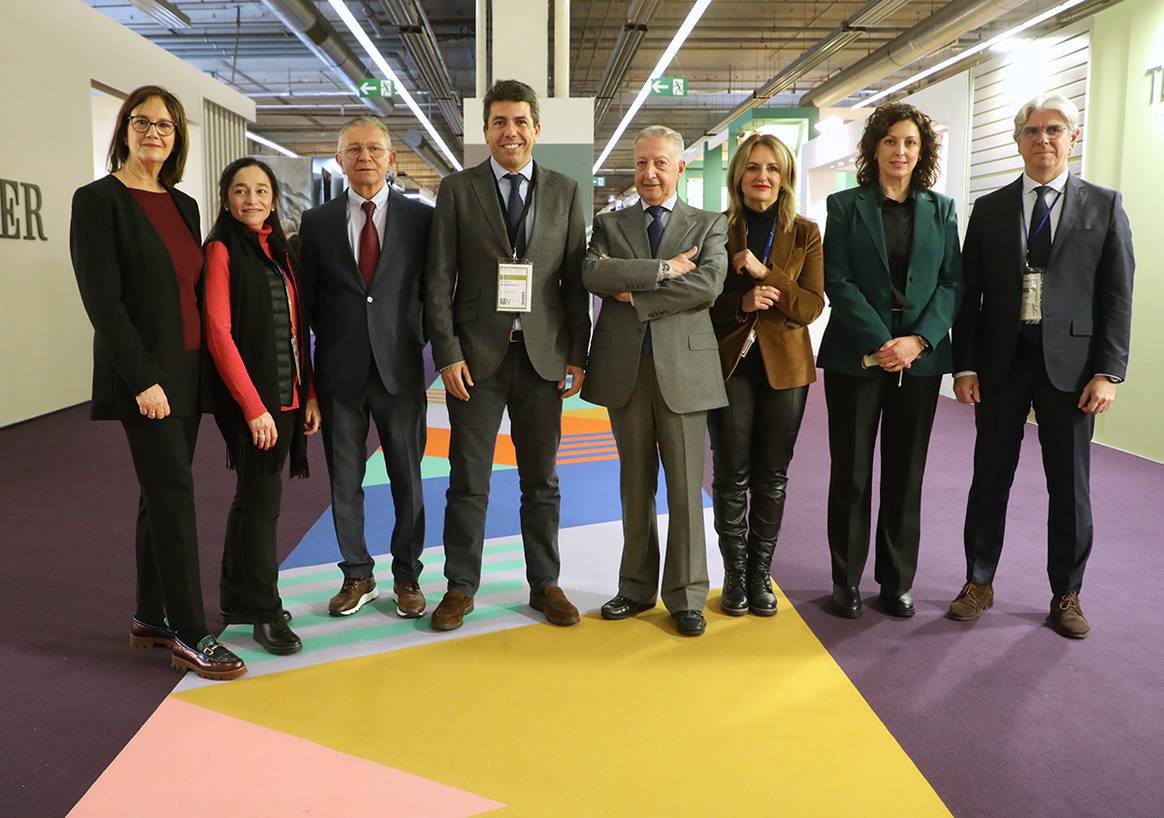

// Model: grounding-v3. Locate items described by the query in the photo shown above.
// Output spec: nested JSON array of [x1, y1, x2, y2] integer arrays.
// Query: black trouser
[[218, 410, 293, 623], [320, 364, 426, 583], [707, 349, 808, 564], [823, 369, 941, 593], [121, 415, 206, 643], [444, 342, 562, 595], [964, 336, 1094, 594]]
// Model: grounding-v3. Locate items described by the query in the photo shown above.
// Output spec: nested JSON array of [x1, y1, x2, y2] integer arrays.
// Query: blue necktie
[[504, 173, 524, 256], [1028, 185, 1052, 268], [646, 205, 666, 258]]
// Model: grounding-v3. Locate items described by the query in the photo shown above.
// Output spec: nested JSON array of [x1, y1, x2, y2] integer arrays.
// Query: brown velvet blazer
[[709, 212, 824, 388]]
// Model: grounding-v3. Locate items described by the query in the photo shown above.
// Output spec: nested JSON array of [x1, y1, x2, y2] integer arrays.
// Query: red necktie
[[359, 199, 379, 287]]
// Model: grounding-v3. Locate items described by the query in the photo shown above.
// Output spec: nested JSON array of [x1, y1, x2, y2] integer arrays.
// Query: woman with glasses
[[70, 85, 245, 680], [817, 102, 962, 620], [204, 158, 319, 655], [708, 133, 824, 617]]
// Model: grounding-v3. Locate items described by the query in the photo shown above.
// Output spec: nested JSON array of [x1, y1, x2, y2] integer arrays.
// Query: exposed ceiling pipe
[[701, 0, 910, 138], [800, 0, 1027, 108], [593, 0, 663, 126], [378, 0, 464, 144]]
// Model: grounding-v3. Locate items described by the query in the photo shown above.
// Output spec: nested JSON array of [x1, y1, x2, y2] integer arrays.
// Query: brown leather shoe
[[328, 577, 379, 616], [171, 635, 246, 681], [947, 581, 994, 621], [530, 585, 580, 626], [432, 590, 474, 631], [1049, 592, 1090, 639], [129, 617, 175, 649], [394, 581, 426, 618]]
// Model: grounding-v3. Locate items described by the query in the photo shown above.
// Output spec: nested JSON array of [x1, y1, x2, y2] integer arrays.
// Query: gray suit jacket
[[424, 159, 590, 382], [582, 199, 729, 414]]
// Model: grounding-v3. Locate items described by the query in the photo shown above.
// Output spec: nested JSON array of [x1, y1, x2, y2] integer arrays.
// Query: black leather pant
[[707, 349, 809, 569]]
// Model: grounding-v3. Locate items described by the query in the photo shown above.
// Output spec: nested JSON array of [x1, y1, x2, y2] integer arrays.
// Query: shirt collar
[[641, 193, 679, 213], [490, 156, 534, 182], [1022, 169, 1069, 196], [347, 183, 390, 210]]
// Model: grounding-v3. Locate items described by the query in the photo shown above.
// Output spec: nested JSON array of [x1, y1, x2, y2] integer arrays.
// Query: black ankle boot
[[719, 533, 749, 615], [746, 541, 778, 616], [253, 615, 302, 655]]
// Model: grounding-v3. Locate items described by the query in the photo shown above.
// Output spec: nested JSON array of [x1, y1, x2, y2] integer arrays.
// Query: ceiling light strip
[[246, 131, 300, 158], [326, 0, 462, 171], [592, 0, 713, 174], [856, 0, 1088, 107]]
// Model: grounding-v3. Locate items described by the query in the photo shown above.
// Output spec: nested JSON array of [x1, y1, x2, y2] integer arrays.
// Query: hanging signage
[[649, 77, 687, 97], [0, 178, 47, 241], [358, 79, 395, 98], [593, 176, 606, 186]]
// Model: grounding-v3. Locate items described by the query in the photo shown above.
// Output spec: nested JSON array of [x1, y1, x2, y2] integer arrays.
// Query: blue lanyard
[[748, 212, 779, 266], [1021, 187, 1064, 249]]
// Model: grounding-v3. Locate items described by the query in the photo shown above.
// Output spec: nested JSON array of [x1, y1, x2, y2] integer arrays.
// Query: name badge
[[1021, 264, 1044, 324], [497, 259, 533, 312]]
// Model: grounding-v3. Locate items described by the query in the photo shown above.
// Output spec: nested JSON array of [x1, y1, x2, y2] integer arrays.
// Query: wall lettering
[[1147, 65, 1164, 110], [0, 178, 48, 241]]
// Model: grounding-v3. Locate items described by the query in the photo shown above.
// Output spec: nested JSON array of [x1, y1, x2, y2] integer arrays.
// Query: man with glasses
[[949, 93, 1135, 638], [298, 116, 433, 621]]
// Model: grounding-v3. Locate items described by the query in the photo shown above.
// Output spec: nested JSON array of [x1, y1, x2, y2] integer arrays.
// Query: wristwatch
[[660, 261, 672, 279], [1104, 375, 1122, 384]]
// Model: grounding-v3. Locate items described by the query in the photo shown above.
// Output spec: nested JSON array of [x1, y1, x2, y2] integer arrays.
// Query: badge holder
[[497, 257, 533, 312], [1021, 263, 1044, 324]]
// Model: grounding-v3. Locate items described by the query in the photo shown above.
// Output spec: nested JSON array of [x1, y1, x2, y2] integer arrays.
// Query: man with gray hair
[[949, 93, 1134, 638], [298, 116, 432, 621], [582, 124, 729, 636]]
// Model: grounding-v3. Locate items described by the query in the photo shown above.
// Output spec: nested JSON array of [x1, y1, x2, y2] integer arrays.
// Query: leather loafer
[[831, 584, 862, 619], [600, 595, 655, 620], [530, 585, 580, 626], [879, 588, 916, 618], [253, 617, 303, 655], [171, 635, 246, 681], [221, 609, 292, 625], [672, 610, 706, 636], [130, 617, 176, 649], [432, 590, 474, 631]]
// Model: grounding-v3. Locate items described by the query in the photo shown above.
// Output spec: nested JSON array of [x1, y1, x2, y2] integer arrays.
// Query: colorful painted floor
[[66, 383, 950, 817]]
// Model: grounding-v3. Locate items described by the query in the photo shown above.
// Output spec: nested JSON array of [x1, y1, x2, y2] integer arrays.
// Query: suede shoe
[[530, 585, 580, 626], [672, 610, 706, 636], [831, 584, 862, 619], [600, 595, 655, 620], [947, 581, 993, 621], [171, 635, 246, 681], [1049, 592, 1090, 639], [432, 590, 474, 631], [329, 577, 379, 616], [879, 588, 916, 618], [129, 617, 175, 649], [394, 581, 426, 619], [253, 617, 302, 655]]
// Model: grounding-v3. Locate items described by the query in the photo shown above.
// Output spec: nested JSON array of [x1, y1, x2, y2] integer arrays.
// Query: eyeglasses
[[342, 144, 389, 159], [128, 115, 176, 137], [1020, 124, 1069, 140]]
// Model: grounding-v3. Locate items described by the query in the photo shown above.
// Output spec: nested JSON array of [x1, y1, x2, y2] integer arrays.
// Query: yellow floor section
[[178, 586, 949, 817]]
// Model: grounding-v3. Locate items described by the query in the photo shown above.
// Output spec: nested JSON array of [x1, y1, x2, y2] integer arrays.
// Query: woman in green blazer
[[818, 103, 962, 620]]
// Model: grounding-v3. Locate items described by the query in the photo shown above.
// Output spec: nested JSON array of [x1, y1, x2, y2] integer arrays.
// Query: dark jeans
[[218, 410, 293, 623], [707, 349, 808, 564], [823, 369, 941, 593], [121, 415, 206, 642]]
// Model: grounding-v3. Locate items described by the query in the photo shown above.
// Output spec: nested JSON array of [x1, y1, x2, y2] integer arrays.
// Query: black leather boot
[[721, 552, 749, 617], [746, 538, 778, 616]]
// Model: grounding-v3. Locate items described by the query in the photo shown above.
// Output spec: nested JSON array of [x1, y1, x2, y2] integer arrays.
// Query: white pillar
[[475, 0, 487, 97], [491, 0, 548, 97], [554, 0, 570, 98]]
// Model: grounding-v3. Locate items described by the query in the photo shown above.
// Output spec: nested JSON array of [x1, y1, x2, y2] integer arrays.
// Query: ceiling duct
[[378, 0, 464, 146], [800, 0, 1027, 108], [703, 0, 910, 137], [593, 0, 663, 126]]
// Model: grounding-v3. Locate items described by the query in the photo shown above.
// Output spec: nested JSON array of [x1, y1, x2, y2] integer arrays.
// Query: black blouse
[[879, 192, 914, 309]]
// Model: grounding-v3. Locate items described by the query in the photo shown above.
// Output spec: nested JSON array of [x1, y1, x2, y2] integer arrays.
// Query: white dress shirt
[[1021, 168, 1069, 249], [345, 183, 390, 267], [490, 156, 535, 255]]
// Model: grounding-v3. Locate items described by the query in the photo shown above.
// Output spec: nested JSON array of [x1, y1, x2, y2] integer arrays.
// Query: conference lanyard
[[494, 166, 537, 261], [1021, 187, 1064, 261]]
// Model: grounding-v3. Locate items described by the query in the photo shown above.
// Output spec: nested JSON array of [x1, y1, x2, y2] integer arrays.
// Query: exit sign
[[649, 77, 687, 97], [358, 79, 395, 98], [593, 176, 606, 186]]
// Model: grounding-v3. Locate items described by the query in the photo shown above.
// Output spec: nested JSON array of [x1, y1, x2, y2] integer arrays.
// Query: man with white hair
[[948, 93, 1135, 638], [582, 125, 729, 636]]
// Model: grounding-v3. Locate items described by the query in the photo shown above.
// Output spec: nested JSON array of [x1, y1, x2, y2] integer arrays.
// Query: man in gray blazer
[[424, 80, 590, 631], [582, 125, 729, 636], [949, 93, 1135, 639]]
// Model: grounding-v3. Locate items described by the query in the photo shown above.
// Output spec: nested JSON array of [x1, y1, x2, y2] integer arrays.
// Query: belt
[[509, 329, 524, 343]]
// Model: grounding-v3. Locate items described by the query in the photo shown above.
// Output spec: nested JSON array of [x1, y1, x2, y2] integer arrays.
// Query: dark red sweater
[[128, 188, 202, 351]]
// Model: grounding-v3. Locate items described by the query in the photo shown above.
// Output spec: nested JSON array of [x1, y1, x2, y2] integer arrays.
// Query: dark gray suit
[[424, 159, 589, 594], [299, 187, 432, 583], [953, 173, 1134, 594], [582, 199, 729, 612]]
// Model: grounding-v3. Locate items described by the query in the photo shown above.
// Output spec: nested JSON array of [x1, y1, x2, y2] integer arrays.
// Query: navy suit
[[299, 187, 432, 582]]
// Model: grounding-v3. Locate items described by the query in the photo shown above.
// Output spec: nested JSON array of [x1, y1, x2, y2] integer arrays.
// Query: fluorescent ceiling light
[[128, 0, 191, 29], [855, 0, 1087, 107], [593, 0, 713, 174], [326, 0, 462, 172], [990, 37, 1025, 54], [246, 131, 299, 158]]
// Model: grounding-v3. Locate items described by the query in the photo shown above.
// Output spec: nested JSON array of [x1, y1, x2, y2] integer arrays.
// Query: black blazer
[[70, 175, 202, 421], [953, 174, 1135, 392], [299, 188, 432, 397]]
